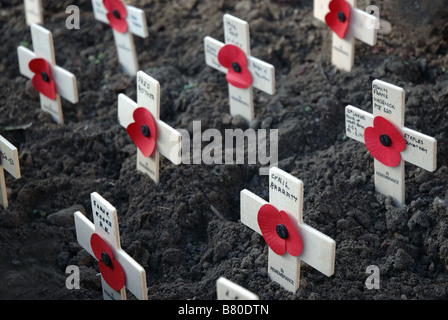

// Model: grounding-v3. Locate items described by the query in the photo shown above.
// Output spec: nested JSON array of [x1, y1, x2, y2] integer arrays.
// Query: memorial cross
[[240, 167, 336, 293], [74, 192, 148, 300], [314, 0, 378, 71], [118, 71, 182, 184], [345, 79, 437, 207], [91, 0, 149, 76], [204, 14, 275, 122], [17, 24, 79, 124]]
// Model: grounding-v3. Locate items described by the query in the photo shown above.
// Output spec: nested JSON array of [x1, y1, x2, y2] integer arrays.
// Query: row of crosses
[[19, 0, 384, 124], [3, 0, 438, 299]]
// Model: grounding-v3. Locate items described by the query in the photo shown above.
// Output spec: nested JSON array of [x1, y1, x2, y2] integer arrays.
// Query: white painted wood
[[204, 14, 276, 122], [314, 0, 378, 71], [74, 193, 148, 300], [17, 25, 78, 124], [240, 167, 336, 293], [117, 72, 182, 183], [91, 0, 148, 76], [0, 136, 21, 209], [345, 80, 437, 207], [216, 277, 259, 300], [24, 0, 43, 26], [113, 30, 139, 76]]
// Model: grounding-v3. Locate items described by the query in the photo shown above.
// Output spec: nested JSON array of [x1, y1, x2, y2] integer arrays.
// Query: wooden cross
[[0, 136, 21, 209], [345, 79, 437, 207], [118, 71, 182, 184], [204, 14, 276, 122], [314, 0, 378, 72], [216, 277, 259, 300], [17, 24, 79, 125], [240, 167, 336, 293], [91, 0, 148, 76], [74, 192, 148, 300], [24, 0, 43, 25]]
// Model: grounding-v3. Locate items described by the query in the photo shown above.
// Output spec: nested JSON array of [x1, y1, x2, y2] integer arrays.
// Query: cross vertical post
[[204, 14, 275, 122], [314, 0, 378, 71], [74, 192, 148, 300], [216, 277, 259, 300], [240, 167, 336, 293], [24, 0, 43, 25], [118, 71, 182, 184], [17, 24, 79, 124], [345, 79, 437, 206]]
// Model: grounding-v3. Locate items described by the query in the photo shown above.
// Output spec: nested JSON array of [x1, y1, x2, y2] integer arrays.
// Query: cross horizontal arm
[[401, 128, 437, 171], [240, 189, 266, 235], [118, 94, 182, 165], [74, 211, 95, 257], [0, 136, 21, 179], [17, 46, 78, 104], [345, 105, 374, 143]]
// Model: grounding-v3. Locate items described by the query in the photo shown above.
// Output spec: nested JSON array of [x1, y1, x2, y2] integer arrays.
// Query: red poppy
[[28, 58, 56, 100], [217, 44, 253, 89], [126, 107, 158, 158], [90, 233, 126, 291], [364, 116, 406, 167], [257, 204, 302, 257], [103, 0, 128, 33], [325, 0, 351, 39]]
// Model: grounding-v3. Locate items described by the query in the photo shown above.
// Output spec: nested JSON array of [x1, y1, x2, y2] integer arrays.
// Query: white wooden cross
[[74, 192, 148, 300], [0, 136, 21, 209], [345, 80, 437, 207], [216, 277, 259, 300], [118, 71, 182, 184], [240, 167, 336, 293], [24, 0, 43, 25], [91, 0, 148, 76], [17, 24, 79, 125], [204, 14, 276, 122], [314, 0, 378, 72]]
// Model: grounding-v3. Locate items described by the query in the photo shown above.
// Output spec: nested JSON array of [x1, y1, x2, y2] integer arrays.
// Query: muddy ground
[[0, 0, 448, 300]]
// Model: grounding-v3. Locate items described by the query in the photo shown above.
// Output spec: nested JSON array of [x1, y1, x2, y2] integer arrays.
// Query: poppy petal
[[98, 258, 126, 291], [364, 116, 405, 167], [126, 107, 158, 158], [28, 58, 56, 100], [90, 233, 126, 291], [103, 0, 128, 33], [279, 211, 303, 257], [257, 204, 286, 256], [325, 0, 351, 39], [217, 44, 253, 89]]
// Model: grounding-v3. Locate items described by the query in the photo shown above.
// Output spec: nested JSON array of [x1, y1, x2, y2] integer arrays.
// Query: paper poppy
[[126, 107, 158, 158], [364, 116, 406, 167], [28, 58, 56, 100], [217, 44, 253, 89], [90, 233, 126, 291], [103, 0, 128, 33], [257, 204, 302, 257], [325, 0, 351, 39]]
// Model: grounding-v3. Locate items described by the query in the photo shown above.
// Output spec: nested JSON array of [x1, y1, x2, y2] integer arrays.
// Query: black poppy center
[[41, 71, 50, 83], [101, 252, 113, 267], [232, 62, 241, 73], [338, 11, 346, 22], [380, 134, 392, 147], [113, 9, 121, 19], [276, 224, 289, 239], [141, 124, 151, 137]]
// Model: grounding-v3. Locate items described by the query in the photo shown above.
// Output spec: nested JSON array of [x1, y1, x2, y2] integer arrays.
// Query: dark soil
[[1, 0, 448, 300]]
